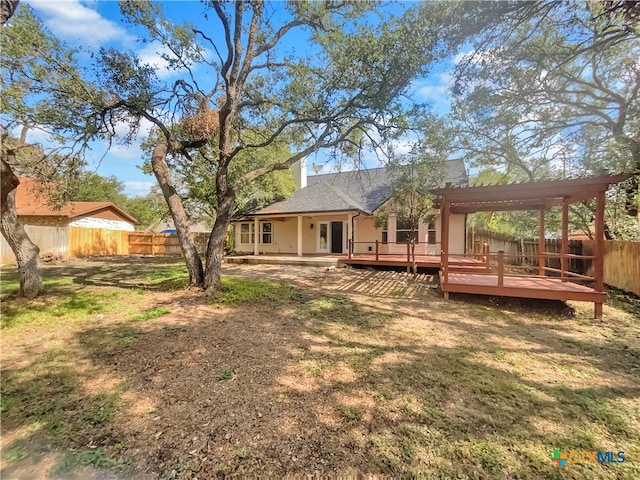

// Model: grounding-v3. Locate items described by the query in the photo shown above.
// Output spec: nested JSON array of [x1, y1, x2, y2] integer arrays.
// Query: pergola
[[431, 173, 631, 319]]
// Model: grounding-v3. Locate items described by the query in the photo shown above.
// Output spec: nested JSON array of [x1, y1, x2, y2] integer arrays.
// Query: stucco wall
[[235, 214, 351, 255], [234, 213, 466, 256], [352, 216, 381, 254]]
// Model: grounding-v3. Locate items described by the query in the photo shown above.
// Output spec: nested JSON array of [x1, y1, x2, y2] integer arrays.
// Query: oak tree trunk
[[0, 158, 43, 298], [203, 191, 234, 295], [151, 143, 204, 287]]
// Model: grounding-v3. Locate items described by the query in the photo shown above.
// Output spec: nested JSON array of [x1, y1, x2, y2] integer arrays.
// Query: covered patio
[[431, 174, 631, 319]]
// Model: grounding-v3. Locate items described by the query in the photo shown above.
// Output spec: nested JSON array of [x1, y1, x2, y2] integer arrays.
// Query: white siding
[[69, 217, 135, 231]]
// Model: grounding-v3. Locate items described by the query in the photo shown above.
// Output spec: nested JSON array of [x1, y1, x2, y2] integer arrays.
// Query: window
[[240, 223, 254, 244], [319, 223, 328, 250], [260, 222, 272, 244], [381, 230, 388, 244], [427, 220, 436, 245], [396, 217, 417, 244]]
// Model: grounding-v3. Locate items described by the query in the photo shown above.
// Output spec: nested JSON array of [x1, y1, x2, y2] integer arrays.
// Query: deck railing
[[443, 248, 598, 289], [347, 240, 443, 272], [348, 240, 438, 259]]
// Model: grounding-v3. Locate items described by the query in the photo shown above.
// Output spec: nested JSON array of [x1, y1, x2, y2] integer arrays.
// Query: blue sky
[[22, 0, 461, 197]]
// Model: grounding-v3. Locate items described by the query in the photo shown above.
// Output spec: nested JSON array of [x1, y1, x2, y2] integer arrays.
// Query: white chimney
[[292, 157, 307, 190]]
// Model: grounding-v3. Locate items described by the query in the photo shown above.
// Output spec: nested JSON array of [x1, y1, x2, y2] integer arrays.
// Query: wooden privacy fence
[[69, 227, 129, 257], [468, 229, 586, 273], [584, 240, 640, 296], [2, 227, 210, 264], [128, 232, 208, 256], [1, 225, 69, 263], [468, 229, 640, 296]]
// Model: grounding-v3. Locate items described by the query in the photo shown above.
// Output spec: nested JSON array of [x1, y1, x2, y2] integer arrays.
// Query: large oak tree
[[100, 0, 510, 293], [453, 0, 640, 231]]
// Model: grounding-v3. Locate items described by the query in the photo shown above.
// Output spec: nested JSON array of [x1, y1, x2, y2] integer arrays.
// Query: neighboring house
[[232, 159, 468, 256], [14, 177, 137, 231], [1, 177, 138, 263]]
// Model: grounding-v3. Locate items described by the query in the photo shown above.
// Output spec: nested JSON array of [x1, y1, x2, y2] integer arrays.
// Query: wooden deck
[[340, 254, 486, 270], [442, 272, 606, 303], [225, 255, 342, 267]]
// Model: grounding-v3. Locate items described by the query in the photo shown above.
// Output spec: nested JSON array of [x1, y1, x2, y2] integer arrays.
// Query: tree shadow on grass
[[0, 347, 134, 479], [3, 271, 638, 478], [433, 294, 640, 382], [67, 292, 640, 476]]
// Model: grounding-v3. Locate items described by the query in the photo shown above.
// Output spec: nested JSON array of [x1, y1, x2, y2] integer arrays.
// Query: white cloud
[[391, 139, 413, 155], [25, 0, 129, 46], [454, 50, 474, 65], [413, 71, 453, 103], [107, 143, 145, 161], [138, 41, 178, 80], [416, 84, 448, 102], [454, 48, 506, 68], [123, 181, 154, 197]]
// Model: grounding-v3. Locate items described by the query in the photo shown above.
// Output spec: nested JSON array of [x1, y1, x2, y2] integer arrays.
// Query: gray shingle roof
[[252, 159, 467, 216]]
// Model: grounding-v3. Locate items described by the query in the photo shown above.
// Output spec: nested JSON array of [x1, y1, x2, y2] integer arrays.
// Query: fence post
[[348, 239, 352, 259], [375, 240, 379, 261], [483, 243, 489, 268], [497, 250, 504, 287]]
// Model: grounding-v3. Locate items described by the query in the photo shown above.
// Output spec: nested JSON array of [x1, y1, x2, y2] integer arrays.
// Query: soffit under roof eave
[[236, 208, 371, 218]]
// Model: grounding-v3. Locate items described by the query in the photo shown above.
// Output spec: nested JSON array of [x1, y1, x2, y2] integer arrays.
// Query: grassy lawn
[[1, 259, 639, 479]]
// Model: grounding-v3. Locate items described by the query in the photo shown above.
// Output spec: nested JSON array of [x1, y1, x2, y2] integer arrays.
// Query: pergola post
[[538, 209, 545, 276], [561, 201, 569, 281], [594, 189, 605, 319]]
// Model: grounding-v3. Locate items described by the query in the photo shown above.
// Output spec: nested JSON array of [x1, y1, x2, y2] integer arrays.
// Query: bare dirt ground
[[1, 258, 639, 479]]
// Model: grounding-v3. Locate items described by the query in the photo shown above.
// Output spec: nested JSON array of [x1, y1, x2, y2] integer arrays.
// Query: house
[[1, 177, 138, 263], [232, 159, 468, 257], [14, 177, 137, 231]]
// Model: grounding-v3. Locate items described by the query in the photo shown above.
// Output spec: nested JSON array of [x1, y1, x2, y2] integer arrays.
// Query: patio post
[[441, 195, 451, 288], [254, 217, 259, 256], [594, 189, 605, 319], [297, 215, 303, 257], [538, 209, 545, 276], [561, 201, 569, 281]]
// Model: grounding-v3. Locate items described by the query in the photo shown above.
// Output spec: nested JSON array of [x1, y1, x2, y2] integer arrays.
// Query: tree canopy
[[95, 0, 506, 291], [452, 0, 640, 238]]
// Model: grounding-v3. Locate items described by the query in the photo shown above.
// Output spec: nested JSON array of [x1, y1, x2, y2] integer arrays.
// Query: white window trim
[[395, 217, 417, 244], [427, 220, 437, 245], [239, 223, 255, 244], [259, 221, 273, 245]]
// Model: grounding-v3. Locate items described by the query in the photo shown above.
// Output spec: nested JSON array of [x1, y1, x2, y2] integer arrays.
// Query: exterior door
[[317, 222, 329, 253], [330, 221, 343, 254]]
